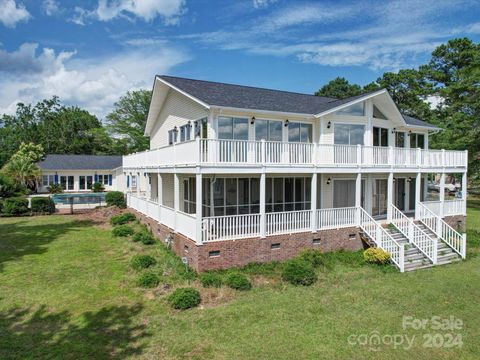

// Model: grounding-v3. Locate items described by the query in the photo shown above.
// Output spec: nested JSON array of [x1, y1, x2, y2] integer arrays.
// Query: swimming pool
[[51, 192, 107, 205]]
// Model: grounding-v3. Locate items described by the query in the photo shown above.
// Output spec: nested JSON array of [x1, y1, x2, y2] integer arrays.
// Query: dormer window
[[373, 104, 387, 120], [334, 102, 365, 116]]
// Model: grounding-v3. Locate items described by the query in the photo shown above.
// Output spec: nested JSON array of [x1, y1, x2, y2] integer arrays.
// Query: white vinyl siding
[[150, 90, 208, 149]]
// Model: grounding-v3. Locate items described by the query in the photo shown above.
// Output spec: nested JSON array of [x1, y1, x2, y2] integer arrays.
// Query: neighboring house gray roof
[[159, 75, 439, 129], [37, 155, 122, 171]]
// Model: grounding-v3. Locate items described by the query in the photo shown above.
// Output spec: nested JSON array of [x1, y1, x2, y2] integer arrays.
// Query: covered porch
[[125, 170, 467, 244]]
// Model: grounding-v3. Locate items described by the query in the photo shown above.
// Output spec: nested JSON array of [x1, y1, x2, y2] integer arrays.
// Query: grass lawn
[[1, 203, 480, 359]]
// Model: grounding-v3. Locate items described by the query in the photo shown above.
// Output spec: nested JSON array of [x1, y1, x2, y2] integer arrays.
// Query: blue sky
[[1, 0, 479, 119]]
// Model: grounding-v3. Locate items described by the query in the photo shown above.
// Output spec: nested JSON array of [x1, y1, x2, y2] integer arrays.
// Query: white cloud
[[42, 0, 60, 16], [0, 0, 31, 28], [0, 42, 189, 118], [72, 0, 186, 25], [252, 0, 278, 9]]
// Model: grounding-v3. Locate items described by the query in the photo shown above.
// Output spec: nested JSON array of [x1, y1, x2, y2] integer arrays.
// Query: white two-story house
[[123, 76, 468, 272]]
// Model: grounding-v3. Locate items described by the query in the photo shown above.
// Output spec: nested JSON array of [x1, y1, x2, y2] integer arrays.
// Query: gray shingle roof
[[37, 155, 122, 170], [159, 75, 439, 129]]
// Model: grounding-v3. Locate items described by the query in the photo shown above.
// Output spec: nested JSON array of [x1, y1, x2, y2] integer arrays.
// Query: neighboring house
[[123, 75, 468, 272], [37, 155, 124, 193]]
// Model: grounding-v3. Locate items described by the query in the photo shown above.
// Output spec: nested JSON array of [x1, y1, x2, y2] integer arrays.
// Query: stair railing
[[358, 207, 405, 272], [390, 204, 437, 264], [417, 202, 466, 259]]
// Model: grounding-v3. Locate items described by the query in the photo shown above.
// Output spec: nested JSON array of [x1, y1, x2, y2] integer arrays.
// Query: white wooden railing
[[316, 207, 358, 229], [359, 207, 405, 272], [390, 204, 437, 263], [266, 210, 311, 235], [417, 202, 466, 259], [422, 199, 466, 217], [123, 138, 468, 169], [202, 213, 261, 242]]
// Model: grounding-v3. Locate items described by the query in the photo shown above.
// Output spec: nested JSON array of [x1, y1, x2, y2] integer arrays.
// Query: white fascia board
[[210, 105, 315, 119], [313, 89, 389, 118]]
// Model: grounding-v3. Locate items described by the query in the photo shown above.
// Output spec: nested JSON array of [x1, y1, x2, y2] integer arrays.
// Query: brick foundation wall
[[129, 209, 365, 272]]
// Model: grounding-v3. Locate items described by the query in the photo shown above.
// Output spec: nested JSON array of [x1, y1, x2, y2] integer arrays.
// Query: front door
[[395, 178, 406, 211]]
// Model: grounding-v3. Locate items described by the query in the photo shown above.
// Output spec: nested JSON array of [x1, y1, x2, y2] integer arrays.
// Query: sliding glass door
[[372, 179, 388, 217]]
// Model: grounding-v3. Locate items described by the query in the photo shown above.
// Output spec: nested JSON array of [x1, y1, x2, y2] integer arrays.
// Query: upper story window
[[334, 124, 365, 145], [218, 117, 249, 140], [373, 127, 388, 147], [288, 122, 312, 143], [373, 105, 388, 120], [168, 129, 177, 145], [334, 102, 365, 116], [410, 133, 425, 149], [255, 119, 282, 141], [195, 118, 208, 138], [179, 123, 191, 142], [395, 132, 405, 147]]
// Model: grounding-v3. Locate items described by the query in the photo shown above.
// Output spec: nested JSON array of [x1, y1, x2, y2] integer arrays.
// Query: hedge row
[[0, 197, 56, 216]]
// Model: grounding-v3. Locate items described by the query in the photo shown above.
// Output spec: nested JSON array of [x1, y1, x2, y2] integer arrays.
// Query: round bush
[[225, 273, 252, 291], [200, 272, 223, 288], [168, 288, 201, 310], [282, 259, 317, 286], [92, 182, 105, 193], [2, 197, 29, 216], [137, 272, 160, 288], [105, 191, 126, 208], [110, 212, 136, 225], [133, 231, 155, 245], [112, 225, 134, 237], [31, 197, 55, 214], [363, 248, 391, 265], [297, 249, 324, 268], [131, 255, 156, 270]]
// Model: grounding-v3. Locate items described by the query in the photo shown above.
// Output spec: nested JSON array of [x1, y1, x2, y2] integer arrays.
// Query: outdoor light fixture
[[391, 128, 396, 134], [187, 120, 192, 127], [284, 119, 289, 127], [327, 121, 332, 129], [173, 126, 178, 134], [251, 116, 255, 125], [408, 130, 412, 136], [326, 177, 331, 185], [407, 177, 412, 183]]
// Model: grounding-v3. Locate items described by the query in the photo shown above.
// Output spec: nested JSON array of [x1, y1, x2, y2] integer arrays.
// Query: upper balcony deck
[[123, 138, 468, 173]]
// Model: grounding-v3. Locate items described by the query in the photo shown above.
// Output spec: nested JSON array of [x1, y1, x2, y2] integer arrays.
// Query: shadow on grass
[[0, 219, 94, 272], [0, 304, 150, 359]]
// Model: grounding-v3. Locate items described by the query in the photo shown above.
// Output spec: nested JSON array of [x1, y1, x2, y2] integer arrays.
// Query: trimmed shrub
[[92, 182, 105, 193], [133, 231, 155, 245], [225, 273, 252, 291], [363, 248, 391, 265], [131, 255, 156, 270], [200, 272, 223, 288], [47, 184, 63, 194], [112, 225, 134, 237], [297, 249, 324, 268], [31, 197, 55, 214], [282, 259, 317, 286], [168, 288, 201, 310], [105, 191, 126, 208], [2, 197, 29, 216], [137, 272, 160, 288], [110, 212, 136, 225]]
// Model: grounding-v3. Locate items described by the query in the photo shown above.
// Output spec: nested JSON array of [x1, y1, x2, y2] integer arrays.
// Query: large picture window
[[334, 124, 365, 145], [255, 119, 282, 141], [218, 117, 248, 140], [334, 102, 365, 116], [288, 122, 312, 143]]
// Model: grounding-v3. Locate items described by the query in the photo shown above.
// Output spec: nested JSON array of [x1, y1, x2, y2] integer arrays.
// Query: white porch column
[[439, 172, 445, 218], [462, 171, 468, 215], [365, 99, 373, 147], [157, 173, 163, 221], [423, 174, 428, 202], [415, 172, 421, 218], [311, 173, 317, 233], [146, 173, 152, 200], [174, 173, 180, 231], [387, 172, 394, 221], [136, 172, 140, 196], [195, 172, 203, 245], [260, 172, 266, 238], [355, 172, 362, 225], [365, 174, 373, 215]]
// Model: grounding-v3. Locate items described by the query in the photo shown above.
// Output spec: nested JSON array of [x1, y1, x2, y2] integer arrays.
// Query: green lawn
[[1, 203, 480, 359]]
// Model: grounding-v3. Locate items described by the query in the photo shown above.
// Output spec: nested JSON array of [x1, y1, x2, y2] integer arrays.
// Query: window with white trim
[[334, 124, 365, 145], [334, 102, 365, 116], [168, 130, 177, 145], [288, 122, 312, 143], [410, 133, 425, 149], [179, 124, 191, 142]]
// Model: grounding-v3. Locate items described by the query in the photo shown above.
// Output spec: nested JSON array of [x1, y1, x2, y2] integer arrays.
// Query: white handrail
[[202, 213, 261, 242], [358, 207, 404, 272], [390, 204, 437, 263], [417, 202, 466, 259]]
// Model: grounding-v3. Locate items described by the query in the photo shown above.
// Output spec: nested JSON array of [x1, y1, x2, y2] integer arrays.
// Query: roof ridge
[[158, 75, 336, 101]]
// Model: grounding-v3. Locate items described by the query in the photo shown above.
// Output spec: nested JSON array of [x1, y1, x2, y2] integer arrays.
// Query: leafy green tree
[[314, 77, 362, 99], [11, 143, 44, 163], [2, 156, 41, 189], [106, 90, 151, 154]]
